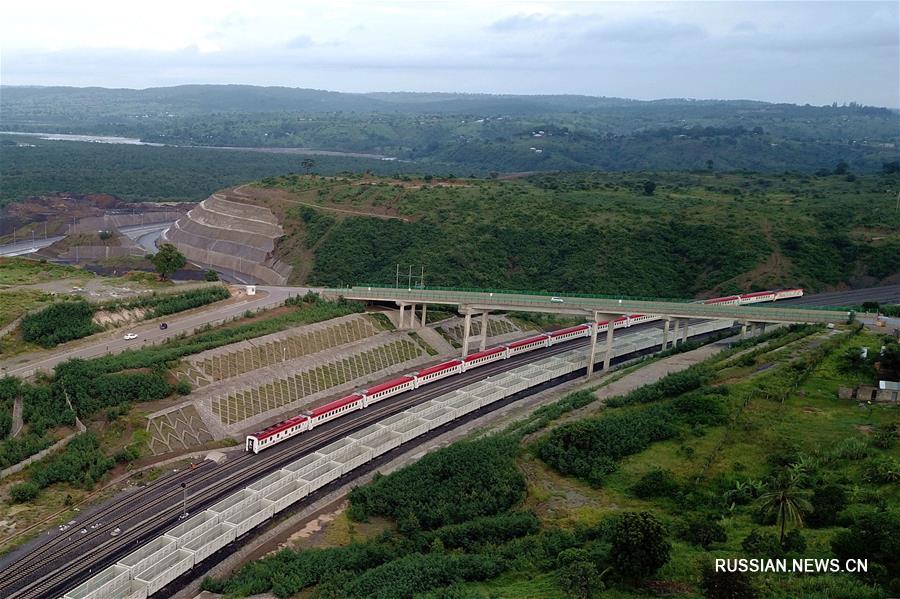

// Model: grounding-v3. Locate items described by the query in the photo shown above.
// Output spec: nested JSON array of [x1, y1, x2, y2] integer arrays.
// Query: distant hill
[[1, 84, 897, 174], [234, 171, 900, 297]]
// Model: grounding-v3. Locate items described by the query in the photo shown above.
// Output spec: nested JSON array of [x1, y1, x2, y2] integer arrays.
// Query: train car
[[307, 393, 365, 430], [704, 295, 741, 306], [547, 325, 590, 346], [612, 315, 630, 330], [415, 360, 463, 387], [739, 291, 777, 304], [628, 314, 659, 326], [774, 288, 804, 300], [508, 334, 551, 355], [462, 346, 508, 372], [246, 414, 309, 454], [364, 376, 417, 406]]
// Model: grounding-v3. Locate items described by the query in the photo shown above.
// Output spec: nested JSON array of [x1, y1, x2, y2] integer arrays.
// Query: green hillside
[[250, 171, 899, 297]]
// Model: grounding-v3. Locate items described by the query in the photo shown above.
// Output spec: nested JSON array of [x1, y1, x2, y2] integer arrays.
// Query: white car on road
[[123, 333, 138, 340]]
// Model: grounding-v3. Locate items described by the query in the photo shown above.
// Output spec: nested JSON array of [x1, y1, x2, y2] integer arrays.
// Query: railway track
[[2, 329, 638, 599]]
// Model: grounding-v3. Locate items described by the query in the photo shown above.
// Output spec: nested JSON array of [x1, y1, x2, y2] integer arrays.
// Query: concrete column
[[398, 304, 406, 330], [741, 321, 749, 338], [420, 304, 427, 328], [587, 313, 599, 377], [603, 319, 616, 371], [462, 310, 472, 357], [479, 312, 489, 351], [756, 322, 766, 335], [661, 318, 670, 351], [681, 319, 689, 344], [671, 319, 681, 347]]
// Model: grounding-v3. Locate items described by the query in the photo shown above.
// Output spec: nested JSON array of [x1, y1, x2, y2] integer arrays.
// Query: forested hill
[[241, 171, 900, 298], [2, 85, 897, 174]]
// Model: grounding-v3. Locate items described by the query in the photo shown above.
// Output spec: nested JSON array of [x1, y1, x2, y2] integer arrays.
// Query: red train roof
[[309, 393, 364, 417], [417, 360, 462, 377], [464, 346, 505, 362], [704, 296, 739, 304], [509, 334, 550, 347], [741, 291, 775, 298], [253, 414, 309, 440], [549, 325, 589, 338], [366, 376, 415, 395]]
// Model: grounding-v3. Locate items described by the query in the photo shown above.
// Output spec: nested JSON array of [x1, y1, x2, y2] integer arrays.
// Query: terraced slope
[[162, 192, 292, 284]]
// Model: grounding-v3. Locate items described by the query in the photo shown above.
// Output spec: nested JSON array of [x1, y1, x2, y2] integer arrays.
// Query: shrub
[[608, 512, 671, 579], [9, 482, 40, 503], [862, 457, 900, 484], [831, 510, 900, 583], [175, 378, 192, 396], [782, 529, 806, 554], [829, 437, 871, 461], [630, 469, 679, 499], [204, 269, 219, 281], [558, 560, 602, 599], [678, 514, 727, 549], [741, 529, 782, 557], [701, 559, 757, 599], [807, 484, 847, 528], [22, 300, 97, 347]]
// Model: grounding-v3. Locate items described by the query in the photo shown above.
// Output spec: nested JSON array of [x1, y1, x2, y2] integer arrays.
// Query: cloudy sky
[[2, 1, 898, 107]]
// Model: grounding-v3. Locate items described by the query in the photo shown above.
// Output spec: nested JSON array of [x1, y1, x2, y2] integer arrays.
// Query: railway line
[[1, 322, 680, 599], [4, 284, 893, 598]]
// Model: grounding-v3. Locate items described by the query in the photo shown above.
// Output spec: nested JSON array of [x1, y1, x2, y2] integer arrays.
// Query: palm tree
[[755, 472, 812, 544]]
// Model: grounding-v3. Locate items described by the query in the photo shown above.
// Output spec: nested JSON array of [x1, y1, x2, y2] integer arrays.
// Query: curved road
[[0, 223, 174, 258]]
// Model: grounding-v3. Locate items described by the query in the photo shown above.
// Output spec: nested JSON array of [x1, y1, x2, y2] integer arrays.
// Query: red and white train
[[246, 288, 803, 453]]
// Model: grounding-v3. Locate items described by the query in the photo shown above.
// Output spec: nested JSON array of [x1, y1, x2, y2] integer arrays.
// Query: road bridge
[[329, 285, 850, 374]]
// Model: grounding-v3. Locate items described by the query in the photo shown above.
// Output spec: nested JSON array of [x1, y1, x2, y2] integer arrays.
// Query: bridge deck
[[332, 286, 849, 324]]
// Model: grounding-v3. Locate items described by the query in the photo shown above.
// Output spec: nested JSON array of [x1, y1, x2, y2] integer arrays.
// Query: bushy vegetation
[[536, 388, 728, 485], [21, 299, 97, 347], [263, 171, 900, 296], [9, 432, 114, 501], [102, 285, 230, 318], [348, 436, 526, 530]]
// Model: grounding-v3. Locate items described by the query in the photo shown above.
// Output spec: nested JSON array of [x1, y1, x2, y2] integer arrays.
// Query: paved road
[[0, 223, 174, 257], [0, 286, 314, 377]]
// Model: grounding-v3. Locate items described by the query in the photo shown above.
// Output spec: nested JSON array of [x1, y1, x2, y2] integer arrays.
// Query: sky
[[1, 1, 898, 107]]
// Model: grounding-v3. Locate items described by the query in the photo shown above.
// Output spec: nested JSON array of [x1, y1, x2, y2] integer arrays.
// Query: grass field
[[0, 258, 88, 287]]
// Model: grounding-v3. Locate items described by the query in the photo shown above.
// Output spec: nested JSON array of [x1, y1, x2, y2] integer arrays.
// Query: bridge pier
[[462, 310, 472, 357], [671, 319, 681, 347], [420, 304, 427, 328], [603, 318, 616, 372], [661, 318, 671, 351], [398, 303, 407, 330], [741, 321, 749, 338], [681, 319, 689, 345], [586, 313, 599, 377], [479, 312, 489, 351]]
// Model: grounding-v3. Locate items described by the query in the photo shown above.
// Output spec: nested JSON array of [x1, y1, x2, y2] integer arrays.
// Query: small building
[[246, 285, 256, 296]]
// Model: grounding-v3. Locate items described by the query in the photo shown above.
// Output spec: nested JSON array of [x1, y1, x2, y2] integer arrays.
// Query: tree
[[754, 472, 812, 544], [301, 158, 316, 173], [642, 180, 656, 196], [834, 160, 849, 175], [678, 514, 727, 549], [558, 560, 602, 599], [148, 243, 186, 280], [204, 269, 220, 281], [608, 511, 671, 579], [706, 159, 714, 171], [701, 560, 757, 599]]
